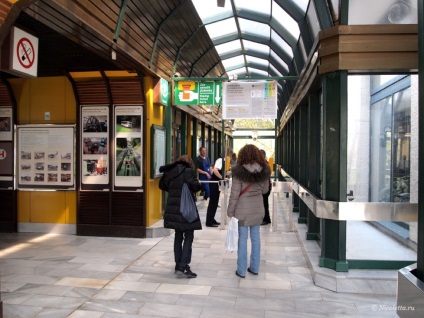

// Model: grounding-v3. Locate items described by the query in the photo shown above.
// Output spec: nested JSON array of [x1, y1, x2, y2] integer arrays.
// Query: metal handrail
[[293, 181, 418, 222]]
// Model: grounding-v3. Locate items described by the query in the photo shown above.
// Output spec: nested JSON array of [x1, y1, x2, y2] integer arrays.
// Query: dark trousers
[[206, 182, 220, 225], [263, 190, 271, 222], [174, 230, 194, 269]]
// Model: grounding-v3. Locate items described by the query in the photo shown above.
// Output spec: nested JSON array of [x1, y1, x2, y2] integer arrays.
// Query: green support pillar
[[298, 104, 308, 224], [306, 93, 321, 240], [319, 71, 348, 272], [192, 117, 198, 163], [181, 112, 187, 155], [417, 0, 424, 281], [165, 85, 172, 164], [293, 112, 300, 214]]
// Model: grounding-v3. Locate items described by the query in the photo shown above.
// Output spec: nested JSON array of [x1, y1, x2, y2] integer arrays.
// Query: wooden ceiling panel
[[0, 0, 225, 81]]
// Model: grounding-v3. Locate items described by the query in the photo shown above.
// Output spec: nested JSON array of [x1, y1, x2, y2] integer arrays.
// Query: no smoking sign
[[11, 27, 38, 77]]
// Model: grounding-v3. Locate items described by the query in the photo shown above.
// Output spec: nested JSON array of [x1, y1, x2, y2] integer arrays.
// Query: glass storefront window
[[349, 0, 417, 25]]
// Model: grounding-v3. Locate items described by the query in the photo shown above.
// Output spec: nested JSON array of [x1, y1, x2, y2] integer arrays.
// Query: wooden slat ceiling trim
[[0, 82, 13, 106], [74, 80, 109, 105], [109, 79, 144, 105], [16, 0, 225, 81]]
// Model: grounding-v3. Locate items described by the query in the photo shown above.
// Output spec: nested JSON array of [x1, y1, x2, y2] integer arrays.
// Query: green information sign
[[174, 81, 221, 106]]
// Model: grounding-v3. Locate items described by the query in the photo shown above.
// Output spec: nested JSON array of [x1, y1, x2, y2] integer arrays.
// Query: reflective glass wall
[[346, 74, 418, 261]]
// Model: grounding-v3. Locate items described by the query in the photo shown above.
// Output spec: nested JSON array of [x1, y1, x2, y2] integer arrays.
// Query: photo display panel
[[81, 106, 109, 186], [114, 105, 143, 189]]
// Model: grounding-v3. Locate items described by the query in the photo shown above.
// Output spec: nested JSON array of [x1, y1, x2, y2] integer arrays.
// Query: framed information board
[[151, 124, 166, 178], [16, 125, 75, 190]]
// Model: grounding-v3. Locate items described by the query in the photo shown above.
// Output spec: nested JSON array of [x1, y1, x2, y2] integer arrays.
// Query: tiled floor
[[0, 194, 400, 318]]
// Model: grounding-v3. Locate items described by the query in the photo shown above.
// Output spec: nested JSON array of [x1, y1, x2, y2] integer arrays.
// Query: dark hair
[[237, 144, 267, 166], [177, 155, 194, 169]]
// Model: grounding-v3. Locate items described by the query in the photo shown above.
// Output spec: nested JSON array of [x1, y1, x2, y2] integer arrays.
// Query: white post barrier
[[271, 181, 294, 232], [219, 179, 229, 230]]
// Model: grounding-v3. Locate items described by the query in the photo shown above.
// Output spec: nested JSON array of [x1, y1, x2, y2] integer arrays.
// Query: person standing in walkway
[[206, 146, 232, 227], [227, 144, 271, 278], [159, 155, 202, 278], [260, 149, 272, 225], [196, 146, 211, 200]]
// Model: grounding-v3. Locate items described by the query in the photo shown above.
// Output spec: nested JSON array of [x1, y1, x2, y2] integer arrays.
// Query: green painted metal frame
[[113, 0, 128, 43], [418, 0, 424, 281], [306, 94, 321, 241], [319, 71, 348, 272], [348, 260, 416, 270]]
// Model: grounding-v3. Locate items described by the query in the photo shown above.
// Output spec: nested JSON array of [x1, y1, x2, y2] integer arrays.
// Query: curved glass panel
[[234, 0, 271, 16], [269, 64, 283, 76], [246, 56, 269, 67], [271, 30, 293, 58], [272, 4, 300, 39], [248, 68, 268, 76], [242, 40, 270, 55], [239, 18, 270, 38], [307, 0, 321, 40], [205, 18, 237, 39], [215, 40, 242, 55], [291, 0, 309, 13], [222, 56, 245, 70], [227, 67, 246, 76], [271, 50, 289, 72]]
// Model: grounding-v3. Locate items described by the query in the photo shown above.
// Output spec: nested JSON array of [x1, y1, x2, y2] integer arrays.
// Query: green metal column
[[319, 71, 348, 272], [192, 117, 198, 163], [306, 93, 321, 240], [165, 85, 172, 164], [201, 122, 205, 147], [298, 104, 308, 224], [207, 126, 212, 159], [417, 0, 424, 281], [293, 112, 300, 214], [181, 112, 187, 154]]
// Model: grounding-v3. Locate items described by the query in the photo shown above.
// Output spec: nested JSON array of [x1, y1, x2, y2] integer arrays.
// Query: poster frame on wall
[[80, 105, 110, 191], [113, 105, 143, 191], [151, 124, 166, 179], [15, 124, 75, 190]]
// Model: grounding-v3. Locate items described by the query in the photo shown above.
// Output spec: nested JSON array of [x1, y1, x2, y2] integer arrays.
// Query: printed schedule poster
[[81, 106, 109, 185], [17, 125, 75, 190], [222, 81, 278, 119], [114, 105, 143, 188], [0, 107, 13, 141]]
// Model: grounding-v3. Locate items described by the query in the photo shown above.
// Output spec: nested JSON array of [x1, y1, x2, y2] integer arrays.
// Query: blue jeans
[[199, 177, 210, 199], [237, 225, 261, 275]]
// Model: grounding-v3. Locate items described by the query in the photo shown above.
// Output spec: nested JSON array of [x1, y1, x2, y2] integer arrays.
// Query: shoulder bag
[[180, 183, 198, 223]]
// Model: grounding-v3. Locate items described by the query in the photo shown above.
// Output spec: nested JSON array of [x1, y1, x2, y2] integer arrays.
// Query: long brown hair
[[177, 155, 195, 169], [237, 144, 267, 166]]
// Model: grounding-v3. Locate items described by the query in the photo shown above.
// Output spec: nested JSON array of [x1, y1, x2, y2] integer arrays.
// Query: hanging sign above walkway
[[173, 81, 221, 106], [10, 27, 39, 77], [222, 81, 278, 119]]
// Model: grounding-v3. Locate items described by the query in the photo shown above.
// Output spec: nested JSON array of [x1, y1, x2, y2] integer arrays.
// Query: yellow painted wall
[[144, 76, 164, 226], [9, 76, 77, 224]]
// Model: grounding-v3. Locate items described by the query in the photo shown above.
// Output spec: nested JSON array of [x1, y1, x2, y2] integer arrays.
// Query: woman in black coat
[[159, 155, 202, 278]]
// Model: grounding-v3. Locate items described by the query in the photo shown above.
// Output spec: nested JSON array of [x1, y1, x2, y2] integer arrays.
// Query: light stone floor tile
[[67, 310, 104, 318], [0, 197, 411, 318], [55, 277, 109, 289], [104, 280, 160, 292], [139, 302, 203, 317], [33, 308, 74, 318], [155, 283, 211, 295]]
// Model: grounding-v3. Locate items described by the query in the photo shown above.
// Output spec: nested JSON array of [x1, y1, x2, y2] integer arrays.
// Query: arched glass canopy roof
[[192, 0, 311, 80]]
